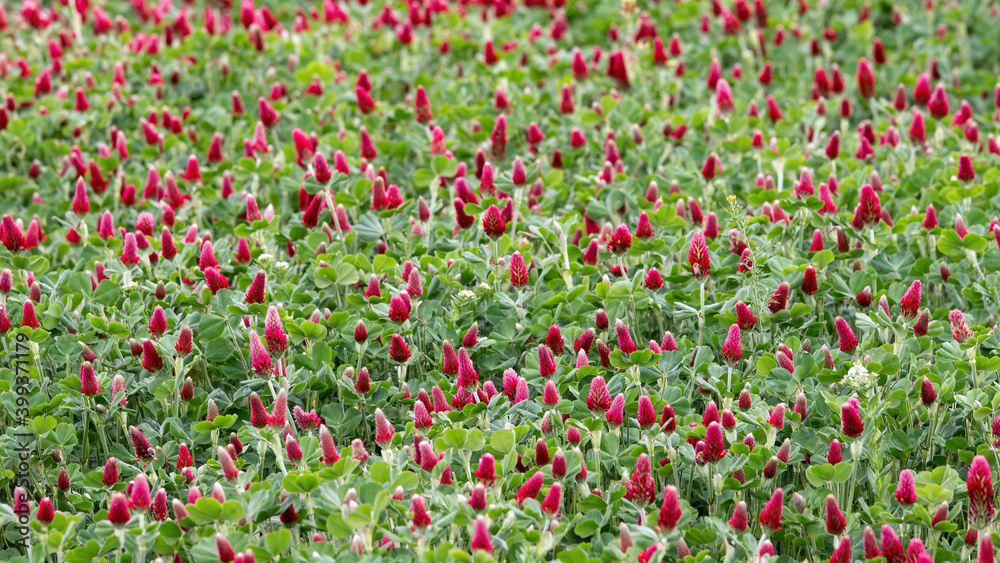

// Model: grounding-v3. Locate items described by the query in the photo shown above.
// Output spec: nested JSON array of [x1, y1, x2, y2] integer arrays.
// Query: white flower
[[844, 362, 872, 388], [258, 253, 275, 263], [275, 261, 289, 271]]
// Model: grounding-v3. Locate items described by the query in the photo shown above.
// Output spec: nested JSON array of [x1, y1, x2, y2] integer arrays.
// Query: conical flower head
[[688, 231, 710, 278], [129, 474, 151, 510], [516, 471, 545, 506], [587, 376, 612, 413], [470, 515, 493, 552], [856, 57, 876, 98], [456, 347, 478, 388], [390, 333, 411, 363], [538, 344, 556, 377], [704, 422, 727, 462], [895, 469, 917, 504], [841, 399, 864, 438], [765, 282, 789, 314], [264, 306, 287, 356], [374, 408, 394, 446], [248, 331, 273, 377], [835, 316, 859, 352], [637, 395, 656, 428], [103, 457, 119, 487], [107, 492, 131, 526], [598, 388, 625, 425], [80, 361, 101, 396], [880, 524, 905, 563], [826, 494, 846, 534], [319, 425, 340, 465], [831, 537, 852, 563], [129, 426, 153, 459], [658, 485, 682, 531], [510, 251, 529, 287], [615, 319, 637, 355], [482, 205, 506, 240], [968, 455, 995, 530], [901, 280, 922, 319], [245, 271, 266, 304], [735, 302, 757, 329], [21, 300, 39, 329], [950, 309, 974, 343], [603, 223, 632, 257], [721, 324, 742, 364], [758, 488, 784, 531]]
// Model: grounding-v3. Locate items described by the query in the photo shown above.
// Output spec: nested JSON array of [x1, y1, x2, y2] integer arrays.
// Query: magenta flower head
[[20, 300, 39, 329], [107, 492, 131, 526], [637, 395, 657, 428], [245, 270, 266, 304], [537, 344, 557, 378], [141, 339, 162, 372], [129, 426, 153, 459], [880, 525, 905, 563], [688, 231, 710, 279], [895, 469, 917, 504], [216, 533, 236, 563], [476, 453, 496, 486], [510, 251, 529, 287], [587, 376, 612, 413], [768, 282, 789, 313], [482, 205, 506, 240], [658, 485, 682, 531], [950, 309, 974, 343], [901, 280, 922, 319], [928, 84, 949, 119], [389, 333, 411, 363], [758, 488, 784, 531], [470, 515, 493, 553], [248, 332, 272, 377], [958, 154, 976, 182], [129, 474, 151, 510], [856, 57, 876, 98], [606, 393, 625, 426], [968, 455, 995, 530], [841, 399, 864, 438], [616, 319, 637, 355], [831, 537, 852, 563], [80, 361, 101, 396], [540, 482, 563, 515], [704, 422, 727, 462], [835, 316, 859, 353], [864, 526, 881, 558], [735, 302, 757, 329], [721, 324, 742, 364], [826, 494, 846, 534], [921, 378, 937, 406], [36, 497, 55, 525], [516, 471, 545, 506], [388, 294, 410, 323], [768, 403, 786, 429], [264, 306, 287, 356], [216, 446, 239, 481], [103, 457, 119, 487], [607, 223, 632, 255], [374, 408, 394, 447], [319, 425, 340, 465], [729, 501, 748, 531]]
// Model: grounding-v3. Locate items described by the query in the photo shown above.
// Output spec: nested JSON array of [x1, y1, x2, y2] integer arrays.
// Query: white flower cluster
[[844, 362, 873, 388]]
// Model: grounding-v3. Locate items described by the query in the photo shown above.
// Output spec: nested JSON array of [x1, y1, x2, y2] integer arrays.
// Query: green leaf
[[199, 314, 227, 340], [92, 280, 120, 306], [263, 528, 293, 556]]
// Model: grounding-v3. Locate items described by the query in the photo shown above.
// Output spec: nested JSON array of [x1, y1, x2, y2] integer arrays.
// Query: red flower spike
[[758, 489, 784, 531]]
